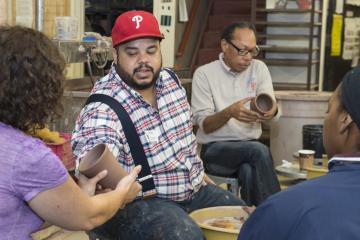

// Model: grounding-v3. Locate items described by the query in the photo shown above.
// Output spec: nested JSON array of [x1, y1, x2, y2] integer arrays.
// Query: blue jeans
[[201, 140, 280, 206], [92, 184, 245, 240]]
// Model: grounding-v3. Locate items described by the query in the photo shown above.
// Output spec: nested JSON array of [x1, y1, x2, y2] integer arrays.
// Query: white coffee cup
[[298, 149, 315, 171]]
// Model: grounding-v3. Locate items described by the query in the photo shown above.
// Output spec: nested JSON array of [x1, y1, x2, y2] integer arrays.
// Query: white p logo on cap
[[132, 15, 143, 29]]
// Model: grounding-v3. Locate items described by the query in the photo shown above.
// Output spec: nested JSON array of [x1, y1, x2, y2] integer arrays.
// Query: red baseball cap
[[112, 10, 164, 47]]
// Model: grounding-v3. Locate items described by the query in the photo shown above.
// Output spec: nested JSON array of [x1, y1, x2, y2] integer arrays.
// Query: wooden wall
[[9, 0, 71, 38]]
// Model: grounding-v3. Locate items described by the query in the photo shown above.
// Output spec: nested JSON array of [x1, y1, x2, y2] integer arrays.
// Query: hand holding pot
[[79, 144, 129, 189], [250, 93, 277, 120], [228, 97, 259, 123]]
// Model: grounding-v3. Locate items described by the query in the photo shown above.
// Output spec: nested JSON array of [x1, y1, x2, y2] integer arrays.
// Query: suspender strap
[[85, 94, 156, 197], [163, 68, 180, 86]]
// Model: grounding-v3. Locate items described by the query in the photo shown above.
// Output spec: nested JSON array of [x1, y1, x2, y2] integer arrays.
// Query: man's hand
[[203, 173, 215, 185], [263, 105, 278, 120], [228, 97, 259, 123], [228, 97, 278, 123]]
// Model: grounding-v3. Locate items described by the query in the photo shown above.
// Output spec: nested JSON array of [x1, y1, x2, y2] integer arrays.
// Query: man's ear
[[220, 39, 227, 53], [112, 48, 118, 64], [339, 112, 354, 134]]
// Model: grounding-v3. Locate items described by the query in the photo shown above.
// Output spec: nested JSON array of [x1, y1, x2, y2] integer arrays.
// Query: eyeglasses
[[227, 41, 260, 57]]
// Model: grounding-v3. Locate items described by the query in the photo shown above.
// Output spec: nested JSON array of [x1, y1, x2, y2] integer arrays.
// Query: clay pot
[[79, 144, 127, 189], [250, 93, 276, 115]]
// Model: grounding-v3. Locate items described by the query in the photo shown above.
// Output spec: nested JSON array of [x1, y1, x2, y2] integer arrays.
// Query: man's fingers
[[236, 111, 259, 122], [238, 117, 257, 123], [240, 97, 254, 104]]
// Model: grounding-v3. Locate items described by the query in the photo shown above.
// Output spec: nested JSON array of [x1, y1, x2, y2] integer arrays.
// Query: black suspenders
[[85, 94, 156, 198]]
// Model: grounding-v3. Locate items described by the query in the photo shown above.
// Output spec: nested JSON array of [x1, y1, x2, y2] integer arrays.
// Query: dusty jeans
[[92, 184, 245, 240], [201, 140, 281, 206]]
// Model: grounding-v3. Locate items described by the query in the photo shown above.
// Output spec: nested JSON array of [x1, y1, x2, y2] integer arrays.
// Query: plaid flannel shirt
[[72, 65, 205, 201]]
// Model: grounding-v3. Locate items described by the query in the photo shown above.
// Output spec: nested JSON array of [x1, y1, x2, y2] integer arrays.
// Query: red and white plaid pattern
[[72, 65, 204, 201]]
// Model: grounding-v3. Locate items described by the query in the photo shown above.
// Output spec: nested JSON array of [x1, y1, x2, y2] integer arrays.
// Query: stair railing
[[176, 0, 201, 57], [189, 0, 215, 74]]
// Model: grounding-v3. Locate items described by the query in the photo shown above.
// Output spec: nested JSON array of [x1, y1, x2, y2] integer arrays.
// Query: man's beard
[[115, 62, 161, 90]]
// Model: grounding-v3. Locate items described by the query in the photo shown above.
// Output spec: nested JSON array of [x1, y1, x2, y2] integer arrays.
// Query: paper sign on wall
[[336, 0, 344, 14], [342, 17, 360, 60], [331, 14, 343, 57], [178, 0, 188, 22]]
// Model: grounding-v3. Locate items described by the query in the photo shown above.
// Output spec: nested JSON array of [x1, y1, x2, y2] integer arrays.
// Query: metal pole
[[35, 0, 44, 31], [318, 0, 329, 91]]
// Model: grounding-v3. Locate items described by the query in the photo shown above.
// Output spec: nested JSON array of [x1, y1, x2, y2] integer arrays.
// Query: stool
[[206, 173, 240, 197]]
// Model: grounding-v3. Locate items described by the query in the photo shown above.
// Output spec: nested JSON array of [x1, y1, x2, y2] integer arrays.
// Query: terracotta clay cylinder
[[250, 93, 276, 115], [79, 144, 127, 189]]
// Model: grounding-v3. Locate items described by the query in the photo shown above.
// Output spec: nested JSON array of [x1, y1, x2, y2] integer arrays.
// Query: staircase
[[192, 0, 265, 71]]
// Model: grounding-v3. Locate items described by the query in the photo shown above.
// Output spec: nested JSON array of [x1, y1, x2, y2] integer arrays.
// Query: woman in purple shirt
[[0, 26, 142, 240]]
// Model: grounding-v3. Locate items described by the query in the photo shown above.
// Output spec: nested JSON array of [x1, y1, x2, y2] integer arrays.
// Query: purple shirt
[[0, 123, 67, 240]]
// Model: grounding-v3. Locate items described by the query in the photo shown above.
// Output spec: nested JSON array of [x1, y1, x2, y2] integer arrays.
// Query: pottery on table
[[79, 144, 127, 189], [190, 206, 249, 240], [250, 93, 276, 115]]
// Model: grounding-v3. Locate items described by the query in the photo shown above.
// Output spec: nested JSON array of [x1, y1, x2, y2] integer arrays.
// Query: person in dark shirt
[[238, 65, 360, 240]]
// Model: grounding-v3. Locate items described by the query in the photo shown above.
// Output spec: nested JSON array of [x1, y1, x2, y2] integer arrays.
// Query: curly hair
[[0, 26, 65, 133]]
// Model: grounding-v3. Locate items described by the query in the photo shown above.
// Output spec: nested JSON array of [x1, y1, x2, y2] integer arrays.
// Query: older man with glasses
[[191, 22, 280, 206]]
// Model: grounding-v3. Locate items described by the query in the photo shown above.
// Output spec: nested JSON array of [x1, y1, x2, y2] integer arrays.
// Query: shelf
[[251, 0, 323, 90], [53, 40, 113, 63], [64, 77, 99, 91], [273, 82, 319, 90], [259, 45, 319, 53], [255, 21, 322, 27], [257, 34, 319, 40], [85, 8, 124, 15], [262, 59, 319, 66], [256, 8, 322, 14]]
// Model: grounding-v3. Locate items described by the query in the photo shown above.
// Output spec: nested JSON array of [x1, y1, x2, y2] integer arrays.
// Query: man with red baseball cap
[[72, 10, 245, 240], [111, 10, 164, 47]]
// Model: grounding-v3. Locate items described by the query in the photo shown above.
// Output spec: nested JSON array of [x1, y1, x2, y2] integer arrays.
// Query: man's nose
[[138, 51, 150, 63], [243, 52, 252, 61]]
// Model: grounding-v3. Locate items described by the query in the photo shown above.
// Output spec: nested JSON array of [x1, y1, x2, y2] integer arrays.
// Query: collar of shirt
[[218, 52, 252, 77], [328, 152, 360, 169], [219, 53, 236, 76]]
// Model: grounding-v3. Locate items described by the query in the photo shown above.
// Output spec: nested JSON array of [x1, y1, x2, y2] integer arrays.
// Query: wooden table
[[305, 165, 328, 179]]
